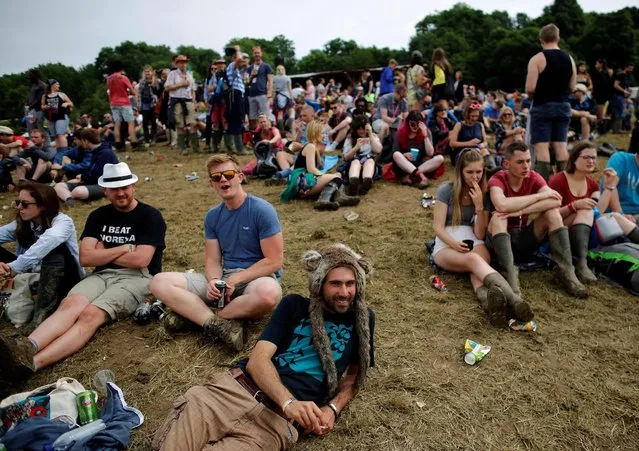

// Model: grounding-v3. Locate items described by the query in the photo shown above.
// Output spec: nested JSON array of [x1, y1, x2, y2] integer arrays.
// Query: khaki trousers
[[153, 371, 299, 450]]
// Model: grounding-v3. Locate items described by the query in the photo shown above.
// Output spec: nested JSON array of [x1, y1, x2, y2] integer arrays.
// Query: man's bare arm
[[79, 237, 128, 267], [490, 186, 549, 213], [525, 55, 540, 98]]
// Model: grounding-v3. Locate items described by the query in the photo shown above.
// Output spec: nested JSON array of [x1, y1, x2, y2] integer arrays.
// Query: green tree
[[176, 45, 221, 80], [95, 41, 173, 80]]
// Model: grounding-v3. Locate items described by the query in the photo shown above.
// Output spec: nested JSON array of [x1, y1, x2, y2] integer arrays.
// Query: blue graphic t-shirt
[[242, 294, 375, 406]]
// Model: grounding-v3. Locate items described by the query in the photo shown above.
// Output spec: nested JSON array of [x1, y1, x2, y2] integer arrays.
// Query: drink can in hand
[[215, 280, 227, 308]]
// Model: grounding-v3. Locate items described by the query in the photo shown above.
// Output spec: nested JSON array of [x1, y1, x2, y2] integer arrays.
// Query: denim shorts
[[111, 105, 134, 123], [529, 101, 571, 144], [48, 116, 69, 136]]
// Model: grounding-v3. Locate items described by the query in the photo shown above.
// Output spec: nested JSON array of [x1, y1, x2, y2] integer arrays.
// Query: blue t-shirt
[[379, 66, 395, 95], [204, 194, 281, 269], [247, 63, 273, 97], [240, 294, 375, 406], [603, 152, 639, 214]]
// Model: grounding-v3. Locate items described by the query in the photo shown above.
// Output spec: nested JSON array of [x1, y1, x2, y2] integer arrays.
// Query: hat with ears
[[98, 162, 139, 188], [301, 243, 373, 398]]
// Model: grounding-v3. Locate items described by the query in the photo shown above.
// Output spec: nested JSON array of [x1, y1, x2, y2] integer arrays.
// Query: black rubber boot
[[223, 134, 234, 153], [347, 177, 359, 196], [627, 226, 639, 244], [569, 224, 597, 284], [234, 134, 247, 155], [492, 233, 521, 296], [556, 160, 566, 172], [360, 177, 373, 195], [22, 254, 65, 335], [314, 181, 339, 211], [213, 130, 223, 153], [549, 227, 589, 298]]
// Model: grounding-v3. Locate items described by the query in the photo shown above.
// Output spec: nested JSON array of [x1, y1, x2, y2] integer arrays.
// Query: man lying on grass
[[152, 243, 376, 450]]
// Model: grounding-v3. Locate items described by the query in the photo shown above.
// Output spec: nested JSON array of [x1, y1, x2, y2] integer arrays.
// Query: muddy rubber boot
[[223, 134, 234, 153], [536, 161, 553, 181], [484, 272, 534, 322], [347, 177, 359, 196], [492, 233, 521, 296], [549, 227, 589, 298], [177, 133, 187, 155], [189, 132, 201, 153], [569, 224, 597, 284], [22, 260, 64, 336], [314, 181, 340, 211], [334, 185, 360, 207], [476, 275, 508, 327], [360, 177, 373, 195]]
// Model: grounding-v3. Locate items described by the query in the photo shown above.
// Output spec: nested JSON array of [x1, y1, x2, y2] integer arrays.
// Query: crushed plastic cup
[[464, 339, 491, 365], [92, 369, 116, 395], [344, 211, 359, 221]]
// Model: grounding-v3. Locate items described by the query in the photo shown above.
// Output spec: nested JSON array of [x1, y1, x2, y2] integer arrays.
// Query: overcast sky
[[0, 0, 630, 76]]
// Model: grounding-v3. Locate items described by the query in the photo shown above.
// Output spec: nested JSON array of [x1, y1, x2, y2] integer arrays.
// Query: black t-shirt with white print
[[80, 201, 166, 275]]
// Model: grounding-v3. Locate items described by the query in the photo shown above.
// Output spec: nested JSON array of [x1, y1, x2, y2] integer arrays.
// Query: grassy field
[[2, 133, 638, 450]]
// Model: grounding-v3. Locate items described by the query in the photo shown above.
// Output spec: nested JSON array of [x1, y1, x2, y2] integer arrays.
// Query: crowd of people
[[0, 22, 637, 450]]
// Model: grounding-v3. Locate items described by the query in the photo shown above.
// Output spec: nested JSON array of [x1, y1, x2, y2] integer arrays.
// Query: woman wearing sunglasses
[[342, 115, 382, 195], [548, 141, 639, 284], [0, 183, 83, 332], [494, 106, 525, 155], [280, 120, 359, 210], [433, 148, 532, 326], [449, 103, 496, 172], [391, 111, 444, 189]]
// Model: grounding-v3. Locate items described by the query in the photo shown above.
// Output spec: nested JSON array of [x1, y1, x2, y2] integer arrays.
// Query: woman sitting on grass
[[0, 183, 83, 333], [342, 115, 382, 195], [449, 103, 496, 172], [493, 106, 525, 155], [432, 148, 533, 326], [391, 111, 444, 189], [548, 141, 639, 284], [280, 120, 359, 211]]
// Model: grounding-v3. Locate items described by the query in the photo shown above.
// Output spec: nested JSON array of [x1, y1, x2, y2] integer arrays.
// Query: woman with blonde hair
[[280, 120, 359, 210], [432, 148, 533, 325], [273, 65, 295, 130], [494, 106, 525, 154], [431, 48, 454, 103]]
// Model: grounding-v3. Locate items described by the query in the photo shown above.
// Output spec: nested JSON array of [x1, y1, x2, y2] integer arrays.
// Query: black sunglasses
[[210, 170, 239, 182], [15, 200, 37, 208]]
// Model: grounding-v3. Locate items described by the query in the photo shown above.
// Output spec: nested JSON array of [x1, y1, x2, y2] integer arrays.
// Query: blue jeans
[[529, 102, 571, 144]]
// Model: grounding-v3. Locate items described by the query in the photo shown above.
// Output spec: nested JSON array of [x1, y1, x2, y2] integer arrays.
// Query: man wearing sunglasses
[[150, 154, 283, 352], [1, 163, 166, 377]]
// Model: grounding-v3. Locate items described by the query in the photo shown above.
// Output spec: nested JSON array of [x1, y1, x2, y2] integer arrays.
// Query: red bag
[[382, 163, 397, 182]]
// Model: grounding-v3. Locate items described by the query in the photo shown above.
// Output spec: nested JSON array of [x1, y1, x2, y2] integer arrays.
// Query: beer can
[[429, 275, 448, 292], [76, 391, 99, 425], [215, 280, 227, 308]]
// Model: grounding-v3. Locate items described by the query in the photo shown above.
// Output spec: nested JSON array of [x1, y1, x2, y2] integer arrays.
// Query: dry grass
[[2, 133, 639, 450]]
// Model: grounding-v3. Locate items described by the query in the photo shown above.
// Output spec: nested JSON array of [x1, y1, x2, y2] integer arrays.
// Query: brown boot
[[549, 227, 589, 298], [334, 185, 360, 207], [203, 315, 246, 352], [162, 311, 197, 334]]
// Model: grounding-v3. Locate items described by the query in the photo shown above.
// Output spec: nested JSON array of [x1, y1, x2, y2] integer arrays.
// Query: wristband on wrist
[[605, 186, 617, 191], [281, 397, 296, 412], [328, 402, 340, 420], [128, 243, 135, 253], [568, 202, 577, 214]]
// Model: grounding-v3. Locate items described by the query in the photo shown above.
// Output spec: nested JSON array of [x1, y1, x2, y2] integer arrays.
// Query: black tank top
[[294, 144, 311, 170], [45, 93, 68, 121], [534, 49, 572, 105]]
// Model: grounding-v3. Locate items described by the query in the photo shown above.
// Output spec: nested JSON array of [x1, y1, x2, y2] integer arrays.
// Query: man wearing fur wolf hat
[[153, 243, 376, 450]]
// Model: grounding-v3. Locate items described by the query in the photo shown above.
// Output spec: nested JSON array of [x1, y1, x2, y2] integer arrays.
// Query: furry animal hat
[[301, 243, 373, 398]]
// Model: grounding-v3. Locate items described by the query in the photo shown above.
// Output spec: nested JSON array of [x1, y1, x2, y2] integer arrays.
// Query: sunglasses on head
[[469, 103, 481, 110], [15, 200, 37, 208], [210, 170, 239, 182]]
